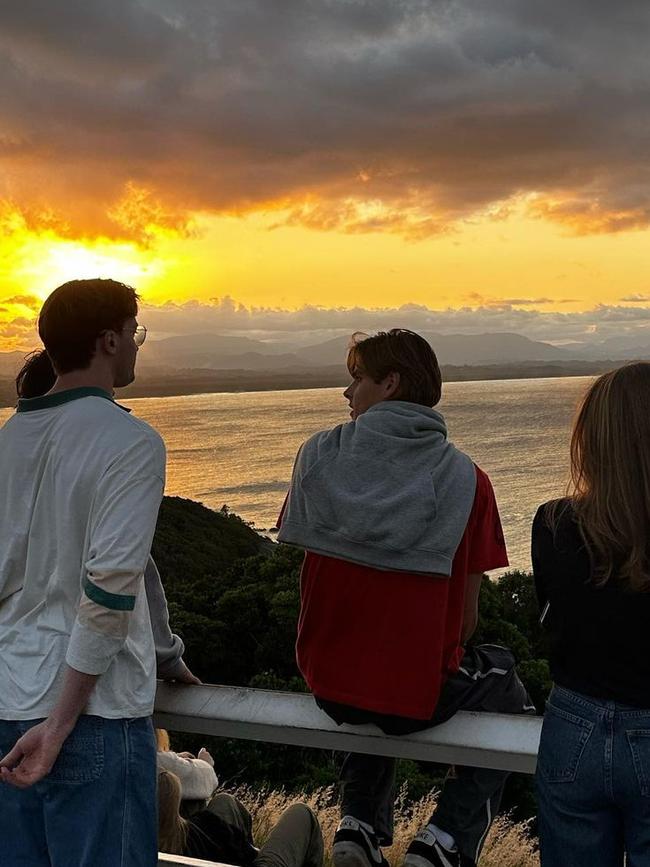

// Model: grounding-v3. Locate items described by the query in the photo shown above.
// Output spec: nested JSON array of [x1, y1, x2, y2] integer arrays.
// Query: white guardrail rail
[[154, 682, 542, 867]]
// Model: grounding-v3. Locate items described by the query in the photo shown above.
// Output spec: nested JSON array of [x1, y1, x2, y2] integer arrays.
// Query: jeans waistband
[[552, 685, 650, 718]]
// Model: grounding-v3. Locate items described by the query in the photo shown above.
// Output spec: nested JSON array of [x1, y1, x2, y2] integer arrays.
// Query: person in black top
[[158, 769, 324, 867], [533, 362, 650, 867]]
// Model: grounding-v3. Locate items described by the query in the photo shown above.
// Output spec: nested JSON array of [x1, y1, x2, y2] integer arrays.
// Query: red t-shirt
[[287, 465, 507, 720]]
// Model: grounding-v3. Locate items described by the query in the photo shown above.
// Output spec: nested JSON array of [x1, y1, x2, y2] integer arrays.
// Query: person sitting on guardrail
[[533, 363, 650, 867], [156, 728, 218, 815], [158, 769, 324, 867], [278, 329, 534, 867]]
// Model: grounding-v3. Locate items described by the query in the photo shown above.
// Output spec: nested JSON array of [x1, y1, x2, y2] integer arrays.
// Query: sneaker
[[333, 816, 389, 867], [404, 827, 461, 867]]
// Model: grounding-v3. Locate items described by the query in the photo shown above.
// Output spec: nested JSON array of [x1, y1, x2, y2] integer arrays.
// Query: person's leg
[[204, 791, 255, 840], [537, 786, 623, 867], [120, 717, 158, 867], [428, 766, 508, 864], [339, 753, 397, 845], [417, 645, 535, 865], [621, 791, 650, 866], [536, 688, 622, 867], [618, 708, 650, 867], [255, 803, 324, 867], [0, 719, 50, 866], [180, 797, 209, 818], [42, 715, 157, 867], [316, 699, 398, 845]]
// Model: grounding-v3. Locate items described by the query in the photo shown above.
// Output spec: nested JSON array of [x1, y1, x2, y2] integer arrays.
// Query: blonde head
[[568, 362, 650, 591], [157, 770, 188, 856]]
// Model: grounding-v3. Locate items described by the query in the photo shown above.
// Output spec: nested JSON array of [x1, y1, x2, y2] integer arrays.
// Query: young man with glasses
[[0, 279, 168, 866]]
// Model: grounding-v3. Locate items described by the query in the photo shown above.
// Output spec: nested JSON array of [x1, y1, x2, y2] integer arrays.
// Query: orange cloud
[[0, 201, 72, 238], [1, 1, 650, 240], [530, 196, 650, 235], [275, 197, 450, 240], [0, 294, 41, 310], [0, 315, 37, 350], [107, 183, 198, 246], [0, 197, 169, 307], [1, 184, 197, 249]]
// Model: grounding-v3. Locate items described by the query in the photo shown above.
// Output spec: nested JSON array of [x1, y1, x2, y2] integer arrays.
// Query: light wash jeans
[[0, 714, 157, 867], [536, 685, 650, 867]]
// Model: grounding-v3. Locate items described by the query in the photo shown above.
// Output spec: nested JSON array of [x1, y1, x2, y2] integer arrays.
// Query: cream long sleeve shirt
[[0, 387, 165, 720], [156, 750, 219, 800]]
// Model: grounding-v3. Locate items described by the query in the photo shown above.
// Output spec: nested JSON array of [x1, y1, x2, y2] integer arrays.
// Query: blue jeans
[[0, 714, 157, 867], [536, 685, 650, 867]]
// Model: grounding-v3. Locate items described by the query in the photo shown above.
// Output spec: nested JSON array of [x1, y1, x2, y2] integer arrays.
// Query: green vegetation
[[153, 497, 550, 819]]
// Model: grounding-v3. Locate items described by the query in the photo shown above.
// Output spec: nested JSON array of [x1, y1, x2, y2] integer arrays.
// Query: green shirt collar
[[17, 387, 115, 413]]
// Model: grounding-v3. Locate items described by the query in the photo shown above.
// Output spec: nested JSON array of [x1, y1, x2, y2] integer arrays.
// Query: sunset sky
[[1, 0, 650, 349]]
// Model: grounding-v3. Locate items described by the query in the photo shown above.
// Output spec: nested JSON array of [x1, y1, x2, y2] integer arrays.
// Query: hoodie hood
[[278, 401, 476, 575]]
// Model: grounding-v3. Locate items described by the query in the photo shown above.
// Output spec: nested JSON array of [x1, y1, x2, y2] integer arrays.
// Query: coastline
[[0, 358, 622, 409]]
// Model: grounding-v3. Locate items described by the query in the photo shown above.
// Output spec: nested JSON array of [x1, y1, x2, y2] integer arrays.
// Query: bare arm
[[0, 666, 97, 788], [461, 572, 483, 644]]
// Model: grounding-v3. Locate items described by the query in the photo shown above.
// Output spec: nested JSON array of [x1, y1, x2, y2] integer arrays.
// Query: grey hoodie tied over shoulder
[[278, 401, 477, 576]]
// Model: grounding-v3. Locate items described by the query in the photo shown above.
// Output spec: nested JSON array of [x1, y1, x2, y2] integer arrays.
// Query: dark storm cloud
[[0, 0, 649, 237]]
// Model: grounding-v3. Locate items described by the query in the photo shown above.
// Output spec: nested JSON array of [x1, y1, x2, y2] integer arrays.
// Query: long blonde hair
[[156, 728, 170, 751], [567, 362, 650, 591], [158, 770, 189, 855]]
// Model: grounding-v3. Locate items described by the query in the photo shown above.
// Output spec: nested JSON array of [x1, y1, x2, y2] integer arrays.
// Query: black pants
[[317, 644, 535, 866], [197, 794, 324, 867]]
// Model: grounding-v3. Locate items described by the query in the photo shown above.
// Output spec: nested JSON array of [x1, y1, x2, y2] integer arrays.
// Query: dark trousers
[[317, 644, 535, 866], [206, 793, 324, 867]]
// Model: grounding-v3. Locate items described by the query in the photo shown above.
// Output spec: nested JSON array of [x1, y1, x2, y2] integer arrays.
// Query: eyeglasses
[[98, 324, 148, 347], [124, 325, 147, 347]]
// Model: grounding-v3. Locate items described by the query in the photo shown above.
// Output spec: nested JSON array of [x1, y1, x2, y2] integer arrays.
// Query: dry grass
[[234, 785, 539, 867]]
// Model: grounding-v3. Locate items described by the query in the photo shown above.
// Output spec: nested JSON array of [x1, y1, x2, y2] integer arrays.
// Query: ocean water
[[0, 376, 591, 569]]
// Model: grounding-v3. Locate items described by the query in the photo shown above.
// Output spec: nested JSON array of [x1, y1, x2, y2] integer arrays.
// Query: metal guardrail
[[155, 682, 542, 867], [154, 682, 541, 774], [159, 856, 231, 867]]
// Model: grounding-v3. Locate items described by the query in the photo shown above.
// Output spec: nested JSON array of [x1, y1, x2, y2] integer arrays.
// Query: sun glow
[[12, 237, 165, 301], [0, 204, 175, 348], [2, 192, 650, 352]]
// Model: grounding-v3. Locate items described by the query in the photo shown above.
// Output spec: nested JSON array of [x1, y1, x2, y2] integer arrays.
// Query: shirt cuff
[[66, 619, 125, 675], [157, 650, 188, 680]]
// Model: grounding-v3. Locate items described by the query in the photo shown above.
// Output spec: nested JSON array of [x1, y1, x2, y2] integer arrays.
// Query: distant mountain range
[[2, 330, 649, 383], [129, 329, 650, 370], [136, 331, 556, 371]]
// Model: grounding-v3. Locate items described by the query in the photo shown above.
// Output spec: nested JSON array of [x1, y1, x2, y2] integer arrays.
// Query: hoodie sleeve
[[144, 555, 186, 678], [66, 432, 166, 675]]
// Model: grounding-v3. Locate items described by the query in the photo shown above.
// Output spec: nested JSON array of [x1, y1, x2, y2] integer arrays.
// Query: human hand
[[163, 659, 202, 685], [0, 720, 71, 789], [197, 747, 214, 766]]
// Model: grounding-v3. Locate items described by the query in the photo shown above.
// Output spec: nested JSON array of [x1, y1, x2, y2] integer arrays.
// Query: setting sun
[[3, 230, 165, 302]]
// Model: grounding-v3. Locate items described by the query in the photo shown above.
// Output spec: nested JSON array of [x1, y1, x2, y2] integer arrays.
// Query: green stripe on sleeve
[[83, 578, 136, 611]]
